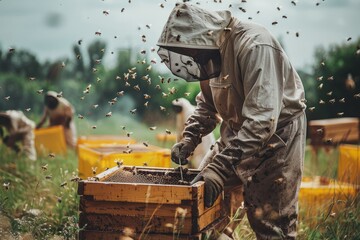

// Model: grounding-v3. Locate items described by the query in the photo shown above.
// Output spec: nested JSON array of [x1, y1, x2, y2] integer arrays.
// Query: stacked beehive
[[78, 166, 225, 240]]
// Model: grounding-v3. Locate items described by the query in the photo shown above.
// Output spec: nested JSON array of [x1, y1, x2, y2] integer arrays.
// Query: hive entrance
[[102, 166, 199, 185]]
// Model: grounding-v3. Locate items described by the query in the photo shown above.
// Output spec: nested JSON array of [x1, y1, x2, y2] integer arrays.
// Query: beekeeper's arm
[[171, 81, 219, 165], [192, 45, 286, 207], [36, 108, 48, 129]]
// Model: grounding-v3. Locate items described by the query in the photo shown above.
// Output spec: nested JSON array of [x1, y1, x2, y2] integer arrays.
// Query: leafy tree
[[302, 38, 360, 120]]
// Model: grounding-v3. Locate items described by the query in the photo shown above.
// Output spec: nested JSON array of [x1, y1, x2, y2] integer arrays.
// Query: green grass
[[0, 117, 359, 239]]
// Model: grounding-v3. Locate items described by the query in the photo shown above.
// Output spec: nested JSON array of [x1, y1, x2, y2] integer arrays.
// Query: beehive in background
[[338, 144, 360, 185], [308, 117, 359, 146], [34, 125, 67, 156], [77, 166, 224, 240], [77, 135, 136, 146], [299, 176, 358, 226], [77, 143, 171, 178]]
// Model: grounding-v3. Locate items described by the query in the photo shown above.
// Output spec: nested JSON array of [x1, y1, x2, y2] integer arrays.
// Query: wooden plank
[[79, 230, 201, 240], [79, 198, 195, 216], [79, 203, 222, 235], [78, 181, 197, 204]]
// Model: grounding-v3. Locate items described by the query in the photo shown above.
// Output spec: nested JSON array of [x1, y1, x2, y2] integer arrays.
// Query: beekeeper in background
[[158, 3, 306, 239], [36, 91, 77, 149], [0, 110, 37, 160]]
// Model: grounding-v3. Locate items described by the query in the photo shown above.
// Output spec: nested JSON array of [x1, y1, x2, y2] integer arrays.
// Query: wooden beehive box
[[78, 166, 223, 240], [308, 117, 359, 146], [78, 143, 171, 178]]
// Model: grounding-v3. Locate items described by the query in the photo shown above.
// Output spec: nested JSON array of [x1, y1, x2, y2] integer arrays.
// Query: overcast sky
[[0, 0, 359, 71]]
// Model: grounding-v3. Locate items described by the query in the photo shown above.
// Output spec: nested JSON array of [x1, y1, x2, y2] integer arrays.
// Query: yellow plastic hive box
[[78, 143, 171, 178], [338, 144, 360, 185], [299, 176, 358, 225], [34, 125, 67, 156], [77, 135, 136, 147]]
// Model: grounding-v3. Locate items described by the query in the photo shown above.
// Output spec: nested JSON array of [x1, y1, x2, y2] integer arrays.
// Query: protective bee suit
[[37, 91, 77, 149], [0, 110, 37, 161], [172, 97, 217, 169], [158, 3, 306, 239]]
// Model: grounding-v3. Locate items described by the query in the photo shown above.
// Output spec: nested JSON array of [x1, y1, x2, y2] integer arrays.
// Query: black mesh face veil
[[158, 47, 221, 82]]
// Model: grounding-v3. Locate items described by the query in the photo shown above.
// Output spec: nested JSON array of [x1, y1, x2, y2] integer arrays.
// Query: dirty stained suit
[[158, 3, 306, 239]]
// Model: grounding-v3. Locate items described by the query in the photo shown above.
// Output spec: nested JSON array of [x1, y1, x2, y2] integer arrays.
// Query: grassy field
[[0, 116, 359, 239]]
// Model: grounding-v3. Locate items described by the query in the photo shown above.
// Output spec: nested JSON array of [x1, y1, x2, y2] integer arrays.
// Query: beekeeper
[[158, 3, 306, 239], [0, 110, 37, 161], [36, 91, 77, 149]]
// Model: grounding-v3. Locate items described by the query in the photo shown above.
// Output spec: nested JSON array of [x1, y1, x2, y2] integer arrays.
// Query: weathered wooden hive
[[78, 166, 227, 240]]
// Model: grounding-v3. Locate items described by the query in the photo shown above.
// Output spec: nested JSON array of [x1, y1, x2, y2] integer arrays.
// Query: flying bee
[[319, 100, 325, 104], [146, 65, 152, 71], [339, 98, 345, 103], [162, 92, 169, 98], [45, 175, 52, 180], [184, 92, 191, 97], [308, 107, 315, 112], [329, 99, 335, 104], [126, 132, 133, 137], [317, 76, 323, 81], [92, 125, 97, 129], [327, 76, 334, 81], [207, 30, 213, 36], [151, 58, 157, 64], [272, 21, 278, 25], [70, 176, 81, 182], [133, 85, 141, 91], [95, 59, 101, 64], [103, 10, 110, 15], [92, 68, 97, 73], [41, 164, 48, 171], [95, 30, 101, 36], [224, 27, 232, 31], [29, 77, 36, 81], [56, 92, 63, 98], [144, 101, 149, 107], [144, 94, 151, 99], [149, 126, 157, 131], [142, 75, 149, 81], [166, 129, 172, 134], [37, 89, 44, 94], [143, 142, 149, 147], [337, 112, 344, 116], [8, 47, 15, 53], [93, 104, 99, 109], [125, 82, 131, 87], [326, 91, 333, 96], [222, 74, 229, 81], [155, 85, 161, 91], [115, 159, 123, 167], [49, 153, 56, 158], [105, 112, 112, 117], [123, 148, 133, 154], [25, 108, 31, 112], [3, 182, 10, 190], [140, 49, 146, 54], [97, 77, 101, 83], [56, 196, 62, 203], [146, 24, 151, 29], [60, 182, 67, 188], [80, 96, 85, 100], [130, 109, 137, 114], [115, 75, 121, 80], [160, 106, 166, 111], [318, 83, 323, 89], [117, 91, 124, 97], [92, 167, 97, 175], [168, 87, 176, 95]]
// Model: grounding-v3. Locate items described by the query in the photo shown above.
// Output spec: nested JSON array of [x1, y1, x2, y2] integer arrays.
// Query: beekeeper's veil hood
[[157, 3, 232, 82]]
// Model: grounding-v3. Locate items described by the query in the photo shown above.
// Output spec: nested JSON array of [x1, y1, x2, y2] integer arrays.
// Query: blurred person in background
[[158, 3, 306, 239], [36, 91, 77, 149], [0, 110, 37, 160]]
